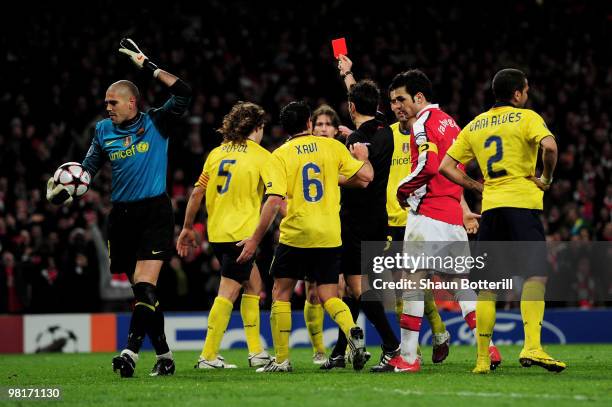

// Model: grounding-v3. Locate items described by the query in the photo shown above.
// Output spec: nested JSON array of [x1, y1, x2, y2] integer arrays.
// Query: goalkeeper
[[46, 38, 192, 378]]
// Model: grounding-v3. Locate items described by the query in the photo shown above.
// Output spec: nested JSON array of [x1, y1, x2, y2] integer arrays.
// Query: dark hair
[[348, 79, 380, 116], [312, 104, 340, 128], [492, 68, 527, 102], [280, 101, 311, 135], [219, 101, 265, 143], [388, 69, 432, 101]]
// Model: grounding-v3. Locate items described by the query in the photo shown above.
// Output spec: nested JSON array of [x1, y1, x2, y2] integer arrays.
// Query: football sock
[[271, 300, 292, 363], [121, 348, 139, 363], [329, 296, 359, 358], [240, 294, 263, 355], [127, 282, 157, 354], [323, 297, 356, 339], [400, 289, 424, 363], [424, 289, 446, 335], [304, 300, 325, 353], [156, 351, 173, 360], [476, 291, 497, 359], [361, 289, 400, 351], [149, 300, 170, 356], [201, 296, 233, 361], [521, 280, 546, 351], [455, 288, 477, 338]]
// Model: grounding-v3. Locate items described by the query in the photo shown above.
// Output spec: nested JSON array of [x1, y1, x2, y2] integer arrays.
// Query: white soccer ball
[[53, 162, 91, 197]]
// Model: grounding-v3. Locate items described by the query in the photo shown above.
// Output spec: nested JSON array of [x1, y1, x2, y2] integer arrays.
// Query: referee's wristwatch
[[340, 71, 353, 80]]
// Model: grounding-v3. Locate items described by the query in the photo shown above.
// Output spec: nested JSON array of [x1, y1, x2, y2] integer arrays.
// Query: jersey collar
[[416, 104, 439, 119], [116, 111, 143, 129], [492, 101, 514, 108]]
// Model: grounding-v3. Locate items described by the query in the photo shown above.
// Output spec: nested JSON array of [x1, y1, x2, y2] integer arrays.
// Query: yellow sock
[[270, 305, 279, 357], [201, 296, 233, 361], [304, 301, 325, 353], [240, 294, 263, 355], [424, 289, 446, 335], [521, 280, 546, 351], [323, 297, 355, 338], [476, 291, 497, 359], [271, 301, 292, 363]]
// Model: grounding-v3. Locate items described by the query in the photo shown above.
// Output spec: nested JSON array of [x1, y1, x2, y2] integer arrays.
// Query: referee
[[322, 57, 404, 372], [46, 39, 191, 378]]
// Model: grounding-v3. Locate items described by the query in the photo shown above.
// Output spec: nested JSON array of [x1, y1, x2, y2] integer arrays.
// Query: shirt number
[[484, 136, 507, 179], [302, 163, 323, 202], [217, 159, 236, 194]]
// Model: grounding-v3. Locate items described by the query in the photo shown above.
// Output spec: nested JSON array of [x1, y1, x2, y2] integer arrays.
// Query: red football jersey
[[397, 104, 464, 225]]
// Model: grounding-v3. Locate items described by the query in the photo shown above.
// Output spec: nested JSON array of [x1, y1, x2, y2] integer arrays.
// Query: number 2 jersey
[[264, 135, 365, 248], [446, 103, 553, 212], [397, 104, 463, 226], [195, 139, 272, 243]]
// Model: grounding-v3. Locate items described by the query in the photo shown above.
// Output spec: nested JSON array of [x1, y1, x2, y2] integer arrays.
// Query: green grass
[[1, 345, 611, 407]]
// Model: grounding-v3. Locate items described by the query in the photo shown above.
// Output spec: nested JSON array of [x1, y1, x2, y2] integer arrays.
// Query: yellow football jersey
[[446, 105, 553, 212], [196, 139, 272, 242], [264, 135, 364, 248], [387, 122, 412, 227]]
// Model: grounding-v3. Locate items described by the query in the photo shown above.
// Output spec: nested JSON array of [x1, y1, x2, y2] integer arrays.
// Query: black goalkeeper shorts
[[107, 193, 174, 275]]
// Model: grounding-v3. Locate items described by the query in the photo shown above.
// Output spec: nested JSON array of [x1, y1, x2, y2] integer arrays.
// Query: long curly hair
[[219, 101, 265, 143]]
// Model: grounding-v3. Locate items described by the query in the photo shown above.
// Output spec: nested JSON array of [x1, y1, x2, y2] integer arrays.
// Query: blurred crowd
[[0, 1, 610, 313]]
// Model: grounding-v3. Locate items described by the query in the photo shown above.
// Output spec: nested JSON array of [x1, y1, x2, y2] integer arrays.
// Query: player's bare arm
[[439, 154, 484, 194], [460, 194, 481, 234], [236, 194, 284, 263], [177, 185, 206, 258], [528, 135, 558, 191], [340, 142, 373, 187], [338, 54, 357, 89]]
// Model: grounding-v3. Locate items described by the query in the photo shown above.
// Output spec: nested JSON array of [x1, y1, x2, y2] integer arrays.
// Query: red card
[[332, 37, 348, 59]]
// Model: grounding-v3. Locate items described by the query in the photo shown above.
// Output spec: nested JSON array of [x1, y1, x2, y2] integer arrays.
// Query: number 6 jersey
[[264, 135, 364, 248], [196, 139, 272, 243], [446, 103, 553, 213]]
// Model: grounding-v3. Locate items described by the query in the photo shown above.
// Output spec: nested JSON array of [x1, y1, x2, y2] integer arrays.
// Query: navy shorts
[[270, 244, 341, 285], [210, 242, 256, 283]]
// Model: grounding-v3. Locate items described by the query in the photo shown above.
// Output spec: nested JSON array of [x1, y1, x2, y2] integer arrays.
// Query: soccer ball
[[53, 162, 91, 197]]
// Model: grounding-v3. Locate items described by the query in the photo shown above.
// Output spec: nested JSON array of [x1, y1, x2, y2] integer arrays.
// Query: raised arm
[[118, 38, 192, 119], [338, 54, 357, 90]]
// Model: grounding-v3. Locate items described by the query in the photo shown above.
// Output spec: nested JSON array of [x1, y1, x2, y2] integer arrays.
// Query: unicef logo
[[421, 312, 566, 345], [136, 142, 149, 153]]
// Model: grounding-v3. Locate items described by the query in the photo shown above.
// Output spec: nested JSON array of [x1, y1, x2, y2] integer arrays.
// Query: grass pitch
[[1, 345, 611, 407]]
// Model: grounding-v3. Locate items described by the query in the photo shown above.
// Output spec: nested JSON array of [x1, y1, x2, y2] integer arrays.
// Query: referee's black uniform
[[329, 111, 401, 360], [341, 112, 393, 275]]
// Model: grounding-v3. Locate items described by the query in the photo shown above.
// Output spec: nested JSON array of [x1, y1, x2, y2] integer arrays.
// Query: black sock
[[126, 282, 156, 354], [330, 296, 360, 358], [360, 290, 399, 351], [148, 303, 170, 356]]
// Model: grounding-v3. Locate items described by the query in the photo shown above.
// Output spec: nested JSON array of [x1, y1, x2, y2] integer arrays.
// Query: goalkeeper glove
[[118, 38, 160, 76], [46, 177, 73, 206]]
